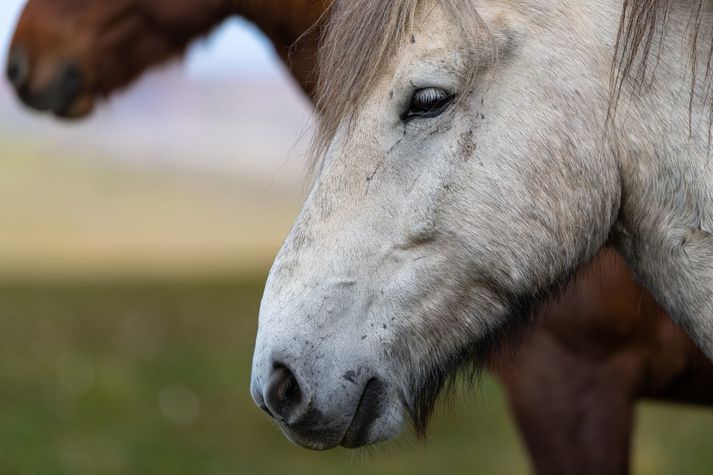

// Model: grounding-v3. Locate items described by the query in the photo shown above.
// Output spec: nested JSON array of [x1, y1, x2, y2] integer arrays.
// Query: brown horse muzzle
[[6, 45, 88, 118]]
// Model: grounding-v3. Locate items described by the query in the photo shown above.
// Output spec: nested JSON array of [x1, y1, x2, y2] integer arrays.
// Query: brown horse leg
[[495, 331, 638, 475]]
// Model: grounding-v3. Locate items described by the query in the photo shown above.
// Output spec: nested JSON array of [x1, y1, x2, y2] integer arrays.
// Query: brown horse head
[[7, 0, 231, 118]]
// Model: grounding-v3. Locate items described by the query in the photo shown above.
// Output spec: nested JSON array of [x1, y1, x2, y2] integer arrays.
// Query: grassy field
[[0, 278, 712, 475]]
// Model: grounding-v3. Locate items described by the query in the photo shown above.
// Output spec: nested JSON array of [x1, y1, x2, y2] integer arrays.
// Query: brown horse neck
[[228, 0, 329, 98], [230, 0, 326, 34]]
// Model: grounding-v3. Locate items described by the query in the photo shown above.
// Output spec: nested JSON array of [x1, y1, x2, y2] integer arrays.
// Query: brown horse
[[6, 0, 327, 117], [8, 1, 713, 474], [496, 249, 713, 475]]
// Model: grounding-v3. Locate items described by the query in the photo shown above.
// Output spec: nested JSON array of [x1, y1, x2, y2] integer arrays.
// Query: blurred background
[[1, 2, 712, 474]]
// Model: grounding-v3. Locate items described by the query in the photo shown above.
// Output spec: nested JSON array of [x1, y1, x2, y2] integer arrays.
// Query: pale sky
[[0, 0, 281, 79]]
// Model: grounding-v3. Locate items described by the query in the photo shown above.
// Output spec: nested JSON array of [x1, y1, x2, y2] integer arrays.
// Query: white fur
[[251, 0, 713, 449]]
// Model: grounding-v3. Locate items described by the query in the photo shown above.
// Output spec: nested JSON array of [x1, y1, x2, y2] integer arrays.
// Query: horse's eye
[[402, 87, 455, 122]]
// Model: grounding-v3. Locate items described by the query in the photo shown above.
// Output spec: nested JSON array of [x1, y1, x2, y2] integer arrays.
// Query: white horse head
[[251, 0, 713, 450]]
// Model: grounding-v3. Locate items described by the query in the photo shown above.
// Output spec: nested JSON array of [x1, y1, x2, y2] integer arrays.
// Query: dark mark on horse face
[[459, 129, 476, 161], [411, 34, 416, 44], [365, 161, 383, 196], [367, 166, 379, 182], [343, 370, 358, 384], [388, 137, 404, 155]]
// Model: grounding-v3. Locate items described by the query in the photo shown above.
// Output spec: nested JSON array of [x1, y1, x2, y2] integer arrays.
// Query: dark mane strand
[[611, 0, 713, 129]]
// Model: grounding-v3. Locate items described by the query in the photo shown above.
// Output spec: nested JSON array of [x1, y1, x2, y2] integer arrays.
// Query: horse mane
[[313, 0, 713, 174], [311, 0, 489, 177], [612, 0, 713, 120]]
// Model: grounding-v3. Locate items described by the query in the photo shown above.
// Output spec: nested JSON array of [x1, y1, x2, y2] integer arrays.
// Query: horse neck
[[609, 2, 713, 360], [229, 0, 326, 98], [614, 3, 713, 216]]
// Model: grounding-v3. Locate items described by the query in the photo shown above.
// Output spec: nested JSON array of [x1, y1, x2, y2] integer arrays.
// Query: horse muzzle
[[6, 45, 92, 118], [250, 346, 404, 449]]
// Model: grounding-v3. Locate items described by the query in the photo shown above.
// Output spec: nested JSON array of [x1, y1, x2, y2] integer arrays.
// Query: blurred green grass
[[0, 278, 712, 475]]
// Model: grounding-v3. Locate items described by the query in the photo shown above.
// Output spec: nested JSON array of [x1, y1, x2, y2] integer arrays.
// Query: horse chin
[[340, 380, 406, 448], [276, 385, 406, 451], [278, 425, 345, 451], [53, 94, 95, 119]]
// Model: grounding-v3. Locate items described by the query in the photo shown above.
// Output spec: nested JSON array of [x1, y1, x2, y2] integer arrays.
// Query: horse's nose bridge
[[267, 334, 337, 384], [253, 301, 371, 376]]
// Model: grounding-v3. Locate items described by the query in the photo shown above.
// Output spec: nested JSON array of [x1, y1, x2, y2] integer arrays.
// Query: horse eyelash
[[402, 88, 456, 122]]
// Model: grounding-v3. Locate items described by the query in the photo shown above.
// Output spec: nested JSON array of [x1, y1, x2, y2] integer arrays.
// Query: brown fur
[[493, 248, 713, 475], [9, 0, 328, 116], [9, 1, 713, 473]]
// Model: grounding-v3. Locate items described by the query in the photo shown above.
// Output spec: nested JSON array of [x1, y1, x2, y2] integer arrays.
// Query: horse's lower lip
[[16, 88, 87, 118], [340, 378, 386, 448]]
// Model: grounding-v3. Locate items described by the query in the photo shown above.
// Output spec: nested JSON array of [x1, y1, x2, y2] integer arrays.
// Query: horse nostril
[[53, 62, 84, 114], [264, 363, 305, 423], [6, 47, 29, 90]]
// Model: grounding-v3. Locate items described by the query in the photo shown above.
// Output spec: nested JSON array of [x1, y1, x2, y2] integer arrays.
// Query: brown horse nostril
[[5, 51, 85, 116], [264, 363, 305, 423], [6, 47, 29, 90], [51, 62, 84, 116]]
